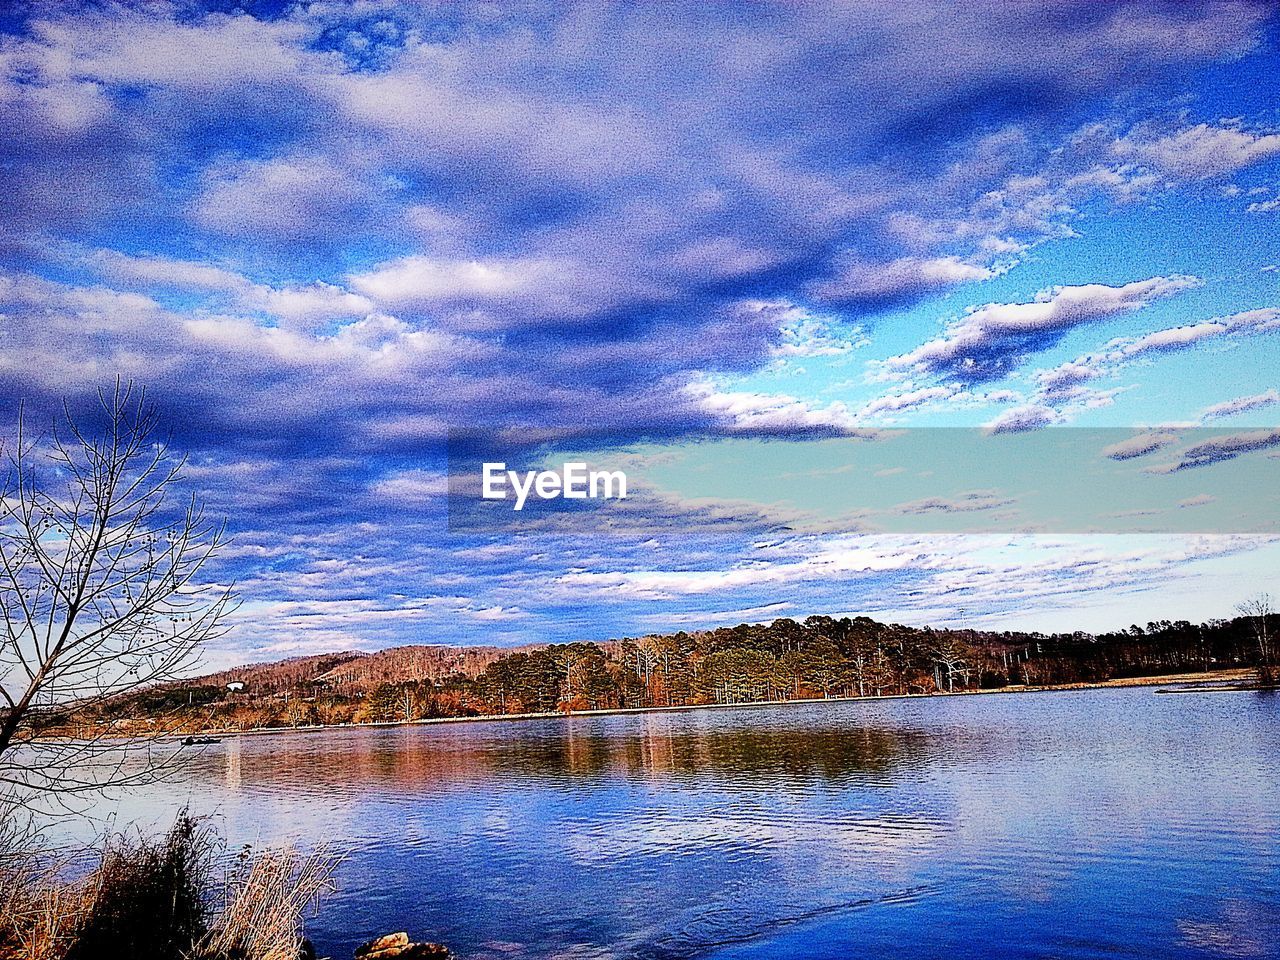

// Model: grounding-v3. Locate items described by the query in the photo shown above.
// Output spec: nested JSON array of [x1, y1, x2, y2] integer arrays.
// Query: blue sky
[[2, 0, 1279, 666]]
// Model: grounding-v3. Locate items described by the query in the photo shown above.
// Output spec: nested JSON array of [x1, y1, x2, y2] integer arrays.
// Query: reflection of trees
[[491, 724, 931, 783], [209, 720, 933, 796]]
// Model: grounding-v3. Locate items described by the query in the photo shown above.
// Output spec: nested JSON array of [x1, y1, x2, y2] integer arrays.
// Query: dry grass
[[0, 810, 80, 960], [195, 844, 340, 960], [0, 853, 86, 960], [0, 814, 340, 960]]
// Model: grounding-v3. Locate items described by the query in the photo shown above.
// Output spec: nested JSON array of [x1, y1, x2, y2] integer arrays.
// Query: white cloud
[[983, 403, 1059, 434], [1120, 320, 1229, 356], [1102, 432, 1180, 461], [685, 382, 865, 437], [352, 256, 551, 305], [1020, 308, 1280, 426], [4, 0, 1280, 657], [896, 491, 1012, 514], [1150, 428, 1280, 472], [347, 254, 653, 327], [859, 385, 958, 418], [258, 283, 374, 331], [553, 538, 928, 601], [370, 469, 450, 502], [810, 255, 995, 305], [28, 11, 312, 92], [190, 155, 378, 241], [85, 250, 374, 330], [87, 249, 253, 295], [1200, 389, 1280, 421], [1178, 494, 1216, 508], [1092, 307, 1280, 366], [885, 276, 1199, 381], [772, 307, 867, 358], [1035, 358, 1104, 394], [1115, 123, 1280, 181]]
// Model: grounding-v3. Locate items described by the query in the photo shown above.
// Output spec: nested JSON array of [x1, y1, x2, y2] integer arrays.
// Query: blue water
[[87, 688, 1280, 959]]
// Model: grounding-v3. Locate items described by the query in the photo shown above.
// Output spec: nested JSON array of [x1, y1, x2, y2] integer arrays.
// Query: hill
[[48, 608, 1275, 736]]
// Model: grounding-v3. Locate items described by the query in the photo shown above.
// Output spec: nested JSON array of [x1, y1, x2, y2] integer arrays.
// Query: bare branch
[[0, 381, 238, 811]]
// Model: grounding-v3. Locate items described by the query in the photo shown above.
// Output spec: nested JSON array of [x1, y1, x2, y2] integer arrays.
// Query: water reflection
[[72, 690, 1280, 960], [485, 721, 930, 783], [223, 736, 240, 791], [193, 715, 934, 799]]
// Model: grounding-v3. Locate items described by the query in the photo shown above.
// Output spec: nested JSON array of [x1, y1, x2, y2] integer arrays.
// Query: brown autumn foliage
[[26, 609, 1277, 739]]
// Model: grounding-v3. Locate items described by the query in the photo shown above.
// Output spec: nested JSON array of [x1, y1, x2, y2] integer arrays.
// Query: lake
[[86, 687, 1280, 960]]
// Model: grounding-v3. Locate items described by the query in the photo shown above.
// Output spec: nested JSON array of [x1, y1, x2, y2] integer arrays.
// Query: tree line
[[63, 603, 1277, 734]]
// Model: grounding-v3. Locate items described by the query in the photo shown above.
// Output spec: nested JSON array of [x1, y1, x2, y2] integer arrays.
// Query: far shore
[[152, 667, 1262, 743]]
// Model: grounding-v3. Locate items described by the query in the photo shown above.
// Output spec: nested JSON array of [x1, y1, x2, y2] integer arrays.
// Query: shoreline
[[155, 667, 1259, 743]]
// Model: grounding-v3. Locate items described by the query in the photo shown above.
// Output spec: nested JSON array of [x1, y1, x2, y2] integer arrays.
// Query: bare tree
[[931, 635, 970, 693], [1235, 592, 1275, 681], [0, 383, 236, 806], [551, 645, 584, 707], [400, 685, 416, 723]]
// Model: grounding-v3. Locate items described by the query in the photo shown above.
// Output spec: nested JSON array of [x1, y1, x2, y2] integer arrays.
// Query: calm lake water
[[86, 688, 1280, 960]]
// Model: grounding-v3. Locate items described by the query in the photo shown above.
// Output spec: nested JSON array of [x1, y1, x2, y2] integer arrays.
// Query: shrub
[[0, 814, 339, 960], [64, 815, 213, 960]]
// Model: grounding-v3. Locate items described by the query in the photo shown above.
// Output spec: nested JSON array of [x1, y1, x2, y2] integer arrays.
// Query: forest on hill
[[191, 644, 522, 695], [47, 606, 1275, 736]]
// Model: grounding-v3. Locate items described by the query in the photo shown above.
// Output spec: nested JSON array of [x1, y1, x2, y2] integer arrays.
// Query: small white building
[[226, 681, 246, 693]]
